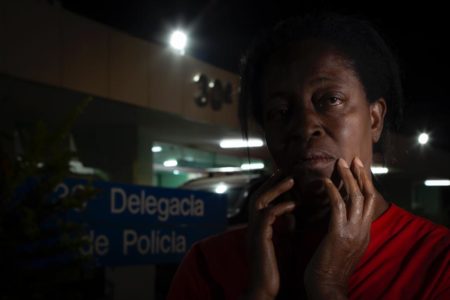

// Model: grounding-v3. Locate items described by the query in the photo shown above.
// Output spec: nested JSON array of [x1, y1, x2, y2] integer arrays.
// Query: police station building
[[0, 0, 267, 299]]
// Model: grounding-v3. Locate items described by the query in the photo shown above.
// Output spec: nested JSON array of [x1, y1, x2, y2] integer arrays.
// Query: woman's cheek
[[266, 138, 286, 167], [336, 115, 369, 162]]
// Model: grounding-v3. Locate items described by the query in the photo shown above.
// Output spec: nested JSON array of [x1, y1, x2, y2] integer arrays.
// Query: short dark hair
[[238, 13, 403, 161]]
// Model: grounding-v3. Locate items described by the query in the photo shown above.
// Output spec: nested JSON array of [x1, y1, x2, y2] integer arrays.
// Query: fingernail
[[355, 157, 364, 168], [339, 158, 349, 168], [282, 178, 294, 186], [286, 178, 294, 185]]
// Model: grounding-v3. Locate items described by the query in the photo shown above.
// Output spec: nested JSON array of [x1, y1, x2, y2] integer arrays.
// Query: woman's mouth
[[295, 151, 336, 171], [299, 156, 335, 169]]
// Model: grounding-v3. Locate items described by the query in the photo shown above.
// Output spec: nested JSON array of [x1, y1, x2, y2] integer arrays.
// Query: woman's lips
[[299, 156, 334, 169], [292, 151, 336, 172]]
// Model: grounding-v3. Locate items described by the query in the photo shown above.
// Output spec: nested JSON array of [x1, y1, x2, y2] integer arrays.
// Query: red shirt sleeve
[[435, 287, 450, 300]]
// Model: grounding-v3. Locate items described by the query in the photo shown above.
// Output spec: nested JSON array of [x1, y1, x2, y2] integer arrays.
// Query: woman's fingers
[[351, 157, 364, 191], [246, 175, 296, 299], [249, 170, 283, 209], [307, 158, 376, 296], [333, 156, 378, 226], [248, 173, 294, 226], [260, 201, 296, 229], [337, 158, 364, 224], [251, 169, 283, 197], [255, 177, 294, 210], [248, 170, 284, 222], [359, 163, 377, 223], [323, 178, 346, 228]]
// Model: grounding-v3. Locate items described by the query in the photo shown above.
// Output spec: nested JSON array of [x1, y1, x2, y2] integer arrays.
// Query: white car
[[180, 173, 268, 225]]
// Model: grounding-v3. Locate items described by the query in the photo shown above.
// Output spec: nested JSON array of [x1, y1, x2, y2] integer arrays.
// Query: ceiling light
[[241, 162, 265, 170], [424, 179, 450, 186], [163, 159, 178, 167], [211, 167, 241, 172], [152, 146, 162, 153], [220, 138, 263, 149], [371, 166, 389, 174]]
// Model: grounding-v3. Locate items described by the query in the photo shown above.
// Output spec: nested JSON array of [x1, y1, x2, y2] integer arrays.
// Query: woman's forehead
[[262, 43, 357, 90]]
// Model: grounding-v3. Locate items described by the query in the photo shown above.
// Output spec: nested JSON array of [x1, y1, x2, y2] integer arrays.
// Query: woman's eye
[[267, 107, 289, 121], [320, 96, 343, 107]]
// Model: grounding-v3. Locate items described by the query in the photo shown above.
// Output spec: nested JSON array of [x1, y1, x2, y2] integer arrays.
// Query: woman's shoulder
[[167, 226, 249, 299], [353, 203, 449, 299], [373, 202, 449, 241], [186, 226, 250, 293], [368, 202, 449, 266]]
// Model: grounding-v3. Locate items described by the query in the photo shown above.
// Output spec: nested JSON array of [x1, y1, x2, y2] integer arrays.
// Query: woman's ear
[[370, 98, 387, 143]]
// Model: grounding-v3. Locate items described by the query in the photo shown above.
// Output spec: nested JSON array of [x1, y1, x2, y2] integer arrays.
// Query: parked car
[[180, 173, 268, 225]]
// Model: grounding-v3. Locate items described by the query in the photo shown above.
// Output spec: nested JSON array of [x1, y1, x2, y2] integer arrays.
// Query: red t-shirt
[[167, 203, 450, 299]]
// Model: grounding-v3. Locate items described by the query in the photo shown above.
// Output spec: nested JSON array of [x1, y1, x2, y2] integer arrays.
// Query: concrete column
[[104, 124, 156, 300], [133, 125, 154, 186]]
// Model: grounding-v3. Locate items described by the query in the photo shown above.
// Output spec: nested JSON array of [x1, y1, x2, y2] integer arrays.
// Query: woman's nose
[[288, 107, 324, 142]]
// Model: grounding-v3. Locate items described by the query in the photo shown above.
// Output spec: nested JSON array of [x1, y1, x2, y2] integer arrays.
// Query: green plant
[[0, 98, 98, 300]]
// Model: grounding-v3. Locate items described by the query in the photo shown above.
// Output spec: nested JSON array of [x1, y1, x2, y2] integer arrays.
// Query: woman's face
[[261, 40, 386, 208]]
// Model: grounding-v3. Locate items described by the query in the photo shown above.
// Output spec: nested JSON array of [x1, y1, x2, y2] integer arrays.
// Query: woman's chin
[[292, 176, 330, 209]]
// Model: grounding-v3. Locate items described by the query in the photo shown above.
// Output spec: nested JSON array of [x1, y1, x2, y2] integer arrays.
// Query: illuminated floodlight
[[208, 81, 215, 88], [163, 159, 178, 167], [418, 133, 429, 145], [371, 166, 389, 174], [152, 146, 162, 153], [241, 162, 265, 170], [220, 138, 264, 149], [192, 74, 200, 82], [424, 179, 450, 186], [169, 30, 187, 54], [215, 183, 228, 194]]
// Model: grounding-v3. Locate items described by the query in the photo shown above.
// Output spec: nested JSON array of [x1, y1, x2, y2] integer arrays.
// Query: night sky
[[60, 0, 450, 152]]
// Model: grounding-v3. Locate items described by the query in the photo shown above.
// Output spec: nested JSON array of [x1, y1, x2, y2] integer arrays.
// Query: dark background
[[2, 2, 448, 299], [59, 0, 450, 153]]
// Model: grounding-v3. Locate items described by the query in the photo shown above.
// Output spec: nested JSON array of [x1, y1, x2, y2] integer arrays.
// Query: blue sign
[[53, 179, 227, 265], [79, 225, 222, 265]]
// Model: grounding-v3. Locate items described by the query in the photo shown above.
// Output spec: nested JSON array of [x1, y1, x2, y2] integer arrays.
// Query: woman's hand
[[244, 171, 296, 300], [304, 157, 377, 300]]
